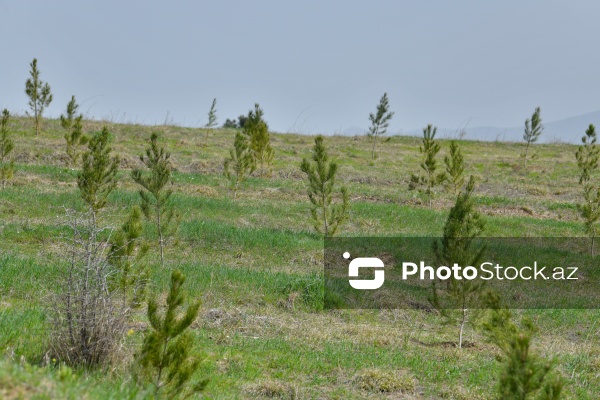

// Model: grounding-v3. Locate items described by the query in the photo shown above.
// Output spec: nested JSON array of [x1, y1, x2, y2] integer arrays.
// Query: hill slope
[[0, 118, 598, 399]]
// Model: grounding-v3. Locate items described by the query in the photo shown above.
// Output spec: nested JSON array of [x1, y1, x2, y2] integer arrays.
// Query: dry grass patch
[[354, 367, 416, 394], [244, 379, 301, 399]]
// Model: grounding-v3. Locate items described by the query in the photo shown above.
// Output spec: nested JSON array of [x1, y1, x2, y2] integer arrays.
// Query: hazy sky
[[1, 0, 600, 134]]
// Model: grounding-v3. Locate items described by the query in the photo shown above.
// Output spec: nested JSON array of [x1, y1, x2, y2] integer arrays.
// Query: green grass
[[0, 117, 599, 398]]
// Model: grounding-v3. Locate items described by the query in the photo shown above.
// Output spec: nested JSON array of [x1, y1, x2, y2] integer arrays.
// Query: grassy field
[[1, 117, 599, 399]]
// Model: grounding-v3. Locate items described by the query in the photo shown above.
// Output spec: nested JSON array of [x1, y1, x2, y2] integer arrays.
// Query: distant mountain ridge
[[342, 110, 600, 144]]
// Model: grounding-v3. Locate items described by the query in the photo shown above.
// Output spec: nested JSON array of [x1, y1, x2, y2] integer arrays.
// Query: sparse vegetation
[[1, 117, 598, 398], [2, 8, 598, 398]]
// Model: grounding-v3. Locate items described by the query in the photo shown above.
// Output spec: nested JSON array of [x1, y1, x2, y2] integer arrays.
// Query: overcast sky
[[1, 0, 599, 135]]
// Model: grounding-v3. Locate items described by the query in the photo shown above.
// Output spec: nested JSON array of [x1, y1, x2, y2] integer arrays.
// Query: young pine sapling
[[368, 92, 394, 160], [204, 98, 218, 140], [575, 124, 600, 255], [61, 96, 88, 166], [443, 140, 465, 196], [431, 176, 486, 349], [224, 130, 255, 200], [244, 103, 274, 177], [522, 107, 543, 168], [132, 133, 180, 269], [409, 124, 445, 208], [482, 292, 563, 399], [77, 127, 120, 223], [300, 135, 349, 237], [25, 58, 53, 136], [136, 269, 208, 398], [108, 206, 149, 308]]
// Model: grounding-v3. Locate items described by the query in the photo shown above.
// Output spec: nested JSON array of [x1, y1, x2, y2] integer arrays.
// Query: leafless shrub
[[48, 208, 130, 367]]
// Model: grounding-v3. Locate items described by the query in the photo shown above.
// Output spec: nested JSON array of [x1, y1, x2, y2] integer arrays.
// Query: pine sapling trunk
[[233, 179, 239, 201], [523, 142, 530, 168], [427, 171, 433, 209], [34, 103, 39, 136], [322, 190, 328, 236], [429, 189, 432, 209], [458, 307, 467, 349], [371, 134, 377, 160], [156, 203, 165, 269], [260, 158, 264, 178]]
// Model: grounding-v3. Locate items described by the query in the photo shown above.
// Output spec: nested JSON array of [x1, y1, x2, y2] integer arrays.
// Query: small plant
[[61, 96, 88, 166], [77, 127, 120, 220], [0, 109, 15, 189], [108, 206, 149, 308], [132, 133, 180, 269], [443, 140, 465, 196], [482, 292, 563, 399], [49, 209, 128, 367], [576, 124, 600, 185], [24, 58, 53, 135], [367, 92, 394, 160], [575, 124, 600, 255], [136, 269, 208, 398], [522, 107, 543, 168], [224, 130, 255, 200], [244, 103, 274, 177], [431, 176, 486, 349], [498, 332, 563, 399], [410, 124, 445, 208], [300, 135, 349, 237], [204, 98, 218, 140]]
